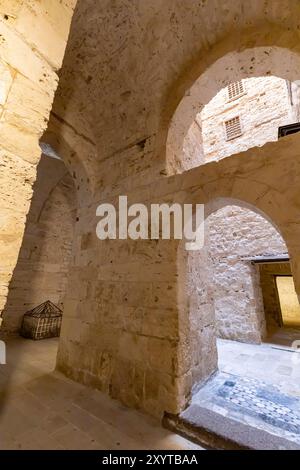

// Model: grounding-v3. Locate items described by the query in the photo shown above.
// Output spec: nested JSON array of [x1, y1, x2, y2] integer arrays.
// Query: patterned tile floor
[[218, 337, 300, 398], [188, 337, 300, 445], [217, 377, 300, 435]]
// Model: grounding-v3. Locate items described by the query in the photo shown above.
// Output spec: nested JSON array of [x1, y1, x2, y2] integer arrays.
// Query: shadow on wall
[[1, 154, 77, 334]]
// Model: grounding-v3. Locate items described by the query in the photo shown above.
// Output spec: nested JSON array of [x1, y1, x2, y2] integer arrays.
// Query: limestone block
[[0, 119, 42, 163], [15, 1, 76, 70], [26, 0, 300, 420], [0, 59, 13, 105], [200, 77, 293, 163], [140, 308, 179, 340], [146, 337, 177, 374], [118, 332, 148, 363], [0, 21, 57, 88], [0, 0, 23, 20], [5, 73, 53, 132]]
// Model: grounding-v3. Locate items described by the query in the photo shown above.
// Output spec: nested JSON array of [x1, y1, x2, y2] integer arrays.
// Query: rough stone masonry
[[1, 1, 300, 420]]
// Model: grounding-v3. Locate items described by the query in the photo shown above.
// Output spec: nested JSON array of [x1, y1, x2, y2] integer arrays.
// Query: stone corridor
[[2, 0, 300, 452], [1, 335, 300, 449]]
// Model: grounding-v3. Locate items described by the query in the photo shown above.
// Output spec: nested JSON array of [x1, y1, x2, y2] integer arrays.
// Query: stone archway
[[206, 200, 288, 344], [165, 46, 300, 174], [167, 130, 300, 412], [1, 153, 77, 334], [176, 195, 289, 402], [3, 1, 300, 424]]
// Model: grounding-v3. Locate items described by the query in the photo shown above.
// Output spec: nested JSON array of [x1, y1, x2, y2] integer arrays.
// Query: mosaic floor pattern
[[217, 376, 300, 435], [174, 340, 300, 449], [190, 369, 300, 446]]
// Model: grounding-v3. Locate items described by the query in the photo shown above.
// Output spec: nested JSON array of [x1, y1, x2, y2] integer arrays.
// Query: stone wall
[[0, 0, 76, 319], [168, 45, 300, 175], [2, 154, 76, 333], [182, 117, 204, 169], [182, 76, 296, 344], [200, 76, 296, 162], [259, 262, 292, 331], [56, 132, 300, 417], [207, 205, 287, 343], [52, 0, 300, 419], [3, 0, 300, 420]]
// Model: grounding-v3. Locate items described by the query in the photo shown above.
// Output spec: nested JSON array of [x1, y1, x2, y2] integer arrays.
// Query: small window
[[227, 80, 244, 100], [224, 116, 242, 140]]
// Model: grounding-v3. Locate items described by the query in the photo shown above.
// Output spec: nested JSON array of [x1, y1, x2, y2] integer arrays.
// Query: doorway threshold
[[164, 372, 300, 450]]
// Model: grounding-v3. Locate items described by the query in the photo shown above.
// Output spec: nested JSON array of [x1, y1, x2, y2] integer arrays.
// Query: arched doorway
[[164, 43, 300, 447], [1, 152, 77, 334], [207, 202, 289, 344], [165, 46, 300, 174]]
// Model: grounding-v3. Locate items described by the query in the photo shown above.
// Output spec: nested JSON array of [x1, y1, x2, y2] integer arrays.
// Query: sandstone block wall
[[2, 155, 76, 333], [182, 117, 204, 169], [2, 0, 300, 421], [56, 134, 300, 417], [181, 76, 297, 344], [52, 0, 300, 418], [168, 45, 300, 175], [207, 205, 287, 343], [0, 0, 76, 318], [200, 76, 295, 162], [259, 262, 292, 330]]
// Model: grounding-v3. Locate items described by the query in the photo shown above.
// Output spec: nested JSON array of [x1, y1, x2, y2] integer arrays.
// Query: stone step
[[163, 405, 300, 450]]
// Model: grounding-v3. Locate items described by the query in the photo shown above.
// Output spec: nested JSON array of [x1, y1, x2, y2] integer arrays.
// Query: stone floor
[[0, 336, 201, 450], [174, 338, 300, 449], [2, 333, 300, 450], [218, 337, 300, 397]]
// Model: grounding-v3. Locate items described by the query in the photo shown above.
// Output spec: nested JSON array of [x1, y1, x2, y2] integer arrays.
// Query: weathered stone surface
[[50, 0, 300, 418], [3, 0, 300, 422], [200, 76, 298, 163], [1, 155, 76, 333], [0, 0, 75, 315], [207, 205, 287, 343]]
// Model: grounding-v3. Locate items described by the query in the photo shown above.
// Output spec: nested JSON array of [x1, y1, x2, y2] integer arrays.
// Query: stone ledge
[[163, 405, 300, 450]]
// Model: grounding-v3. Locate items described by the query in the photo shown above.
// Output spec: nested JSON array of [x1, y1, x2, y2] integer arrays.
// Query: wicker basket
[[20, 300, 62, 340]]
